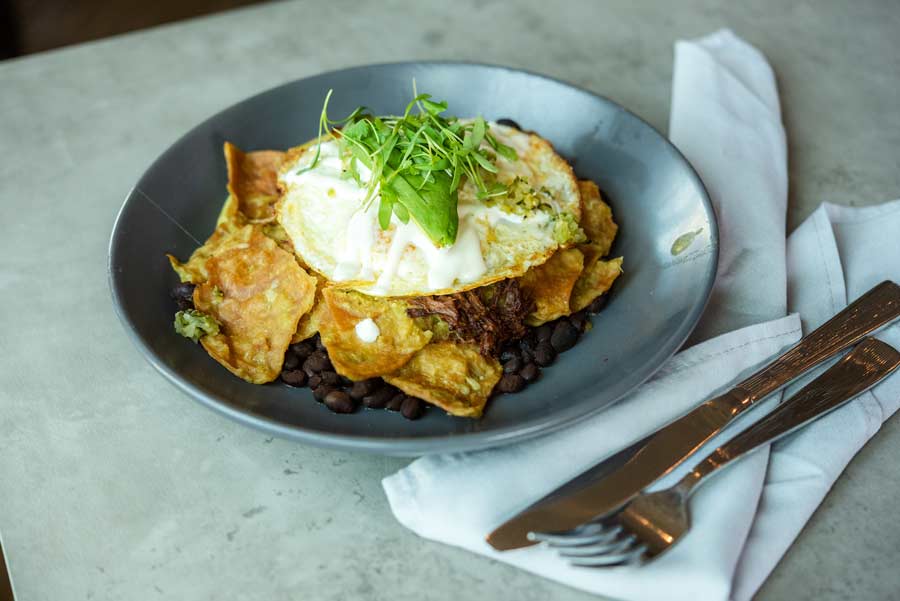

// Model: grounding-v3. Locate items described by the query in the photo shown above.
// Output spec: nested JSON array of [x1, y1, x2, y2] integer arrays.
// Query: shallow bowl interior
[[109, 62, 717, 455]]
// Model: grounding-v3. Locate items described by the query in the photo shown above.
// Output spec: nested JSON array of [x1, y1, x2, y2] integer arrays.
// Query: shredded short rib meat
[[407, 279, 534, 356]]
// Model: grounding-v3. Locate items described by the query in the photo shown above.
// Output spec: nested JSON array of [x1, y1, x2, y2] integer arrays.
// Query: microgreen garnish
[[299, 85, 519, 246]]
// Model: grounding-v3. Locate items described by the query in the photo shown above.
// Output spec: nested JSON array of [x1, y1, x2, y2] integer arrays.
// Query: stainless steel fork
[[531, 337, 900, 566]]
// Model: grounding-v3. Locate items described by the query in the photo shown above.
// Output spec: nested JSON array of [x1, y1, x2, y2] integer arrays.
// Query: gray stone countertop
[[1, 1, 898, 599]]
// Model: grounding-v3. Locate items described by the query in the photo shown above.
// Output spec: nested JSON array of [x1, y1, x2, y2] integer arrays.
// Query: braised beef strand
[[406, 280, 535, 356]]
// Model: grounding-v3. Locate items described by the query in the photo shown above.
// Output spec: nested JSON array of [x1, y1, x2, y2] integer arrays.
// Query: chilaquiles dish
[[168, 91, 622, 419]]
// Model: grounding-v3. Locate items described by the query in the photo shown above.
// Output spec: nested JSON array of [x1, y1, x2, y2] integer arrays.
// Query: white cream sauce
[[354, 318, 380, 342], [370, 212, 487, 295]]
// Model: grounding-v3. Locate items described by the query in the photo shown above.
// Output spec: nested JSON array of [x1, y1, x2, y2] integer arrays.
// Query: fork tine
[[567, 542, 648, 567], [556, 533, 637, 557], [528, 524, 623, 547]]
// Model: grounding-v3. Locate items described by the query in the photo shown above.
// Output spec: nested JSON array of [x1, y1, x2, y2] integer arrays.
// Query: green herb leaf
[[421, 98, 448, 115], [388, 170, 458, 246], [394, 201, 410, 223], [449, 164, 462, 193], [378, 197, 393, 230], [471, 150, 498, 173], [471, 116, 486, 149], [493, 139, 518, 162], [308, 87, 517, 246], [476, 181, 508, 200]]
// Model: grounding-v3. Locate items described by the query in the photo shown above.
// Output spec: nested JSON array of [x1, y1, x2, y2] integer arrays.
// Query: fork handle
[[736, 280, 900, 403], [680, 337, 900, 491], [487, 282, 900, 551]]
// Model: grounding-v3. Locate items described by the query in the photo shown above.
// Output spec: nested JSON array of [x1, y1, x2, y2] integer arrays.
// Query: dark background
[[0, 0, 266, 59]]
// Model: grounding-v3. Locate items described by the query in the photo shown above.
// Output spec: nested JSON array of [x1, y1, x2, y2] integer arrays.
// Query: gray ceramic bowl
[[109, 62, 717, 456]]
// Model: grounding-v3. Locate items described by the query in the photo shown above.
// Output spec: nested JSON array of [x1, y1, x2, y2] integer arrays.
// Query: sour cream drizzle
[[354, 318, 380, 343], [371, 212, 487, 295]]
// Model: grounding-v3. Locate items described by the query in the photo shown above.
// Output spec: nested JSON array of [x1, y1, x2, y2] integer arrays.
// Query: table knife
[[487, 280, 900, 551]]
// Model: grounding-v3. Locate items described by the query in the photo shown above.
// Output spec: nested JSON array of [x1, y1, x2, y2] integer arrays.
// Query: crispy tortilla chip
[[168, 193, 297, 283], [215, 194, 246, 230], [578, 180, 617, 257], [292, 282, 327, 342], [167, 218, 255, 284], [224, 142, 285, 222], [571, 256, 623, 312], [319, 288, 432, 380], [193, 226, 317, 384], [578, 241, 606, 270], [385, 342, 502, 418], [168, 256, 195, 284], [519, 248, 585, 326], [261, 222, 294, 255]]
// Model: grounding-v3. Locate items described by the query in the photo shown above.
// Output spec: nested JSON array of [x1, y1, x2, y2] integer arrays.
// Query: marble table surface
[[1, 1, 898, 599]]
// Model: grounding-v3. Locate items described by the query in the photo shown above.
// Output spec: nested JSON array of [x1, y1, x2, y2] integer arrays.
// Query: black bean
[[315, 335, 327, 351], [520, 363, 540, 382], [307, 374, 322, 389], [312, 385, 334, 401], [535, 323, 553, 342], [362, 386, 394, 409], [588, 294, 608, 314], [520, 348, 534, 364], [533, 342, 556, 367], [171, 282, 195, 310], [401, 396, 425, 420], [349, 379, 380, 400], [550, 321, 579, 353], [500, 347, 521, 363], [318, 371, 342, 387], [283, 353, 300, 371], [290, 339, 315, 353], [340, 375, 354, 386], [386, 393, 407, 411], [303, 351, 332, 375], [497, 118, 521, 130], [570, 311, 588, 332], [519, 334, 536, 353], [172, 282, 195, 297], [289, 341, 315, 361], [324, 390, 356, 414], [171, 282, 194, 300], [497, 374, 525, 393], [281, 369, 307, 387], [503, 356, 524, 374]]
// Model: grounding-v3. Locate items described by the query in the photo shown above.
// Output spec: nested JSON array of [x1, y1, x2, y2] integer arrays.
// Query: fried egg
[[276, 123, 580, 297]]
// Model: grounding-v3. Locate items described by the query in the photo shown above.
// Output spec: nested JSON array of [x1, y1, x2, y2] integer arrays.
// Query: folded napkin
[[732, 200, 900, 600], [383, 29, 900, 601]]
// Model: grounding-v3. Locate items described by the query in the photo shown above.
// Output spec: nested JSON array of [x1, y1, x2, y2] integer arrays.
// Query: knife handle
[[630, 282, 900, 468], [486, 281, 900, 551], [682, 337, 900, 490], [736, 280, 900, 404]]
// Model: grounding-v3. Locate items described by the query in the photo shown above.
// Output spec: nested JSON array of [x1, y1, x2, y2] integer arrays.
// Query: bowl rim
[[108, 60, 718, 455]]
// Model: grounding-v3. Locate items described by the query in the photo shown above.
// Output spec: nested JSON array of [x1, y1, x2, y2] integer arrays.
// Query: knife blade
[[487, 280, 900, 551]]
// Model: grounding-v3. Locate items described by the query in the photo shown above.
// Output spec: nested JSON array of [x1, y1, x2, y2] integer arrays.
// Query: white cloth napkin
[[732, 200, 900, 600], [382, 29, 900, 601]]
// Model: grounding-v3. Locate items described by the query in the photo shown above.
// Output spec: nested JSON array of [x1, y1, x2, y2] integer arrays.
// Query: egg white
[[276, 123, 580, 297]]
